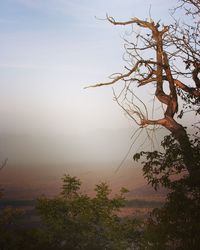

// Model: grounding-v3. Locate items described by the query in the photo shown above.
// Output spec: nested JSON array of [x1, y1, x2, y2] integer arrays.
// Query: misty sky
[[0, 0, 176, 135], [0, 0, 181, 198]]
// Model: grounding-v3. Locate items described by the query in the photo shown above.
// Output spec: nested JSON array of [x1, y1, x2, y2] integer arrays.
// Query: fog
[[0, 0, 177, 199], [0, 129, 133, 166]]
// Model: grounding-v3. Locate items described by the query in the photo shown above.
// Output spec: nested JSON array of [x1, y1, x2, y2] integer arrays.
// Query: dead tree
[[86, 6, 200, 181]]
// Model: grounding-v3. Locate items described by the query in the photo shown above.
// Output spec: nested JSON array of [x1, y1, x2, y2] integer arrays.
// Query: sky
[[0, 0, 176, 135], [0, 0, 178, 199]]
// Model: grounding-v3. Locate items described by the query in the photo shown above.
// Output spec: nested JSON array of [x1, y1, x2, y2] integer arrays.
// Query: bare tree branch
[[86, 7, 200, 178]]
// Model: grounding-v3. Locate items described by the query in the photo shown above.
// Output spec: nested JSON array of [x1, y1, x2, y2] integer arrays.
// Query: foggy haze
[[0, 0, 178, 199]]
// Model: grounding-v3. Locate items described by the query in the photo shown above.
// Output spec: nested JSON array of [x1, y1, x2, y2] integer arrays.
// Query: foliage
[[36, 174, 141, 250], [133, 132, 200, 249], [0, 197, 25, 250], [0, 163, 27, 250], [143, 187, 200, 250], [126, 199, 163, 209], [0, 175, 141, 250], [133, 132, 200, 190]]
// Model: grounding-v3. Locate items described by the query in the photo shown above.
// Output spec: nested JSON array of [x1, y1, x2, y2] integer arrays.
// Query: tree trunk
[[164, 116, 199, 183]]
